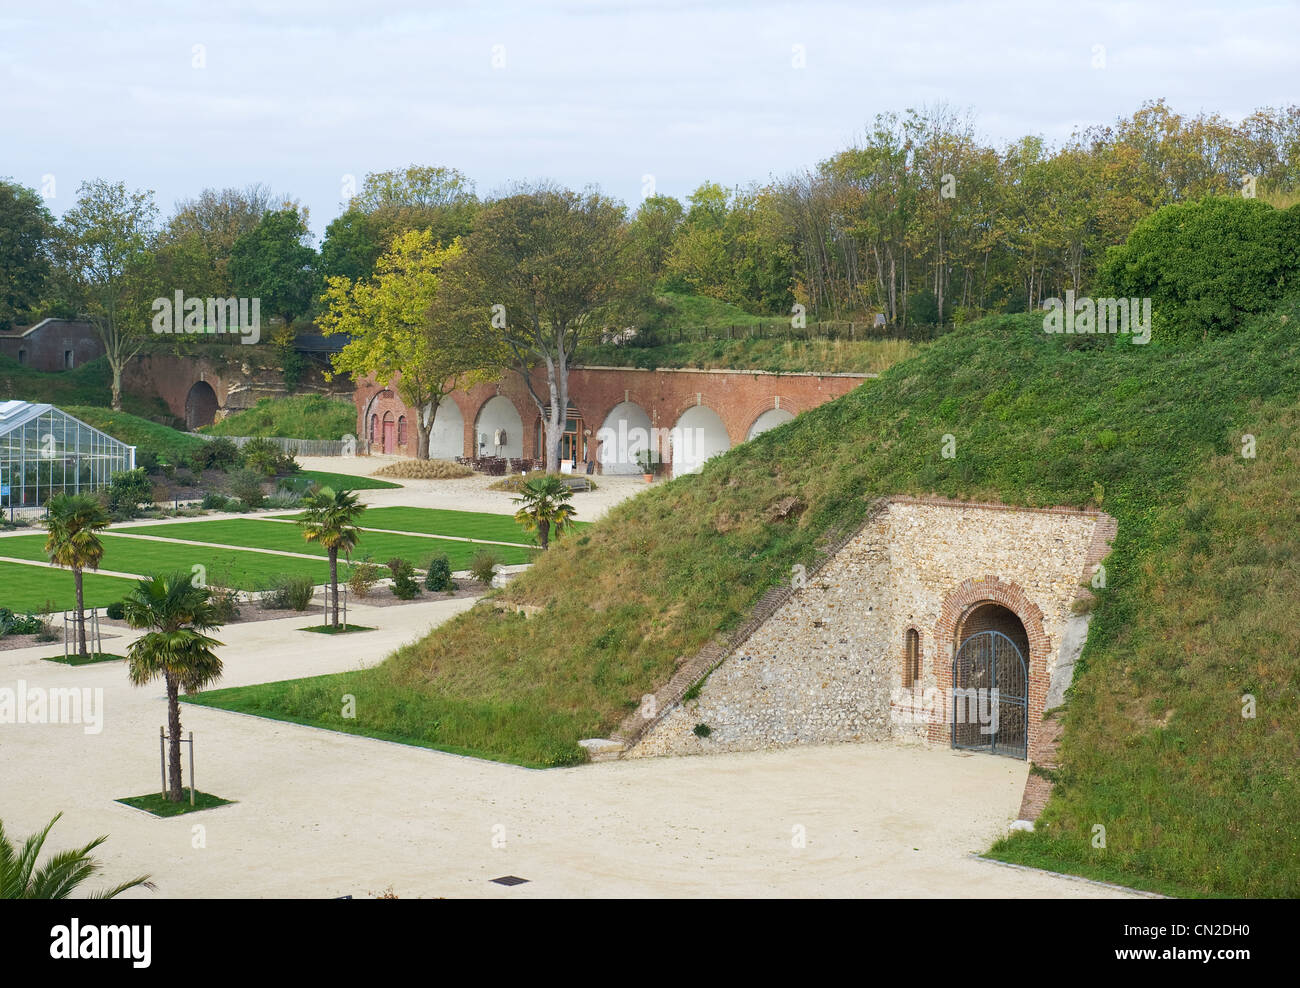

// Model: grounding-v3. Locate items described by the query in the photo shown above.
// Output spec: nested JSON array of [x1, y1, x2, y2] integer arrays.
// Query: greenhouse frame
[[0, 401, 135, 508]]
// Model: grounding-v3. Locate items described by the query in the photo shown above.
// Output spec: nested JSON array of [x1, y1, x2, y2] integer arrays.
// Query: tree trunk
[[539, 519, 550, 550], [329, 548, 340, 627], [416, 405, 433, 460], [110, 360, 123, 412], [165, 672, 183, 802], [74, 567, 87, 656]]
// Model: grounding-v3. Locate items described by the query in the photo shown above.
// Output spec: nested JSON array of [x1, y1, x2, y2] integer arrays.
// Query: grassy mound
[[577, 336, 918, 374], [202, 395, 356, 440], [62, 405, 206, 465], [0, 353, 178, 423], [192, 304, 1300, 894]]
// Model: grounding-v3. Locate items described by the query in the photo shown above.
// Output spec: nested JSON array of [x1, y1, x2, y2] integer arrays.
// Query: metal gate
[[951, 629, 1028, 759]]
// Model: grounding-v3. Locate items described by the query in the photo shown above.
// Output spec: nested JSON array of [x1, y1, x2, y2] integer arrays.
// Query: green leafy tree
[[123, 573, 225, 802], [320, 230, 499, 458], [449, 185, 634, 472], [0, 179, 54, 329], [44, 493, 110, 656], [299, 487, 365, 626], [54, 180, 159, 409], [0, 813, 154, 899], [228, 207, 318, 328], [512, 474, 577, 549]]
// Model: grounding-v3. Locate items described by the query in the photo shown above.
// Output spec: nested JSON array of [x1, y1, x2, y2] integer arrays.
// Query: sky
[[2, 0, 1297, 240]]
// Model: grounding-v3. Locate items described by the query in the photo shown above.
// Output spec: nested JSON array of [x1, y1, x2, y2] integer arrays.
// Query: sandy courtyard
[[0, 591, 1137, 899]]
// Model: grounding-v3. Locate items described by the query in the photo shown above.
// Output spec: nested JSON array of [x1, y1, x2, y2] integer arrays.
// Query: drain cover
[[491, 875, 529, 886]]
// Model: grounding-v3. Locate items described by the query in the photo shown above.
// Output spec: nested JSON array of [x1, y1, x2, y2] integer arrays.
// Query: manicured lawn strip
[[43, 652, 126, 666], [292, 470, 402, 491], [116, 791, 234, 817], [184, 668, 588, 768], [0, 560, 139, 612], [125, 518, 537, 566], [339, 506, 589, 543], [0, 534, 329, 590]]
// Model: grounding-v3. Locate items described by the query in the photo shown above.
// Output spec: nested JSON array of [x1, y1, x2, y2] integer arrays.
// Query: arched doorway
[[428, 398, 465, 459], [671, 404, 730, 477], [475, 395, 524, 459], [952, 602, 1029, 758], [596, 401, 652, 474], [746, 407, 795, 441], [185, 381, 219, 429], [381, 411, 396, 454]]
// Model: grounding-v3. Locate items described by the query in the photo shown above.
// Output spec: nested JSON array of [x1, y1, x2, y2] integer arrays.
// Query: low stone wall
[[626, 498, 1113, 760]]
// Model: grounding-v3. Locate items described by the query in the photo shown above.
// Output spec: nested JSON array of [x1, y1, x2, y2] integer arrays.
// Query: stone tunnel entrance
[[185, 380, 219, 429], [952, 603, 1030, 759]]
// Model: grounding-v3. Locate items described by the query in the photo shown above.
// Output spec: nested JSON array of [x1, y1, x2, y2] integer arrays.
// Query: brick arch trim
[[928, 576, 1051, 760], [741, 396, 801, 437]]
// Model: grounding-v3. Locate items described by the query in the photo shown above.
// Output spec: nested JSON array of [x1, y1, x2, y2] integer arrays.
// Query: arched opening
[[185, 380, 219, 429], [952, 602, 1029, 758], [596, 401, 653, 475], [369, 414, 378, 445], [475, 395, 523, 459], [671, 404, 730, 477], [428, 398, 465, 460], [381, 411, 396, 454], [397, 415, 407, 448], [746, 407, 795, 441]]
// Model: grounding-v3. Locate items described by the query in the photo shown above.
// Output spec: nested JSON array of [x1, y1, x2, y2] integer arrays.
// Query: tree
[[44, 493, 110, 657], [0, 179, 54, 330], [450, 186, 634, 472], [0, 812, 153, 899], [228, 207, 318, 328], [55, 180, 159, 410], [320, 230, 498, 458], [157, 184, 276, 300], [123, 573, 224, 803], [512, 475, 576, 549], [298, 487, 365, 627]]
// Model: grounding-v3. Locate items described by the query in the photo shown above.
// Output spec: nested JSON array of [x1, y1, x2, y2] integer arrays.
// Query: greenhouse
[[0, 401, 135, 508]]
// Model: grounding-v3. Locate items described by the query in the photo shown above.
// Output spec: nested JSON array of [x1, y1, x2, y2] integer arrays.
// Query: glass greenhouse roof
[[0, 402, 135, 507]]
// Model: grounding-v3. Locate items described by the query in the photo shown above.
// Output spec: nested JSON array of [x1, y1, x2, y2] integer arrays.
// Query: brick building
[[355, 364, 872, 476], [0, 319, 104, 372]]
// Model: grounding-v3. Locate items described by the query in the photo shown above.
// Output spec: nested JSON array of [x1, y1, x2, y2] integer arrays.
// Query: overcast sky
[[3, 0, 1297, 239]]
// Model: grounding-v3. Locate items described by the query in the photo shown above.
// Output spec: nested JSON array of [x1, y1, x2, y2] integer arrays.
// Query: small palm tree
[[0, 812, 154, 898], [513, 475, 577, 549], [124, 573, 224, 802], [299, 487, 365, 627], [44, 493, 110, 656]]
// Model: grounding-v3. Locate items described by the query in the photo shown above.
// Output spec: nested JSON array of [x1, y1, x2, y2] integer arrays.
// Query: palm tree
[[0, 812, 154, 898], [44, 493, 110, 657], [299, 487, 365, 627], [512, 475, 577, 549], [124, 573, 224, 802]]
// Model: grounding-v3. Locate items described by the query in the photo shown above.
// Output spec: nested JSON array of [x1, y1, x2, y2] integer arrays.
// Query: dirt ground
[[0, 594, 1139, 899]]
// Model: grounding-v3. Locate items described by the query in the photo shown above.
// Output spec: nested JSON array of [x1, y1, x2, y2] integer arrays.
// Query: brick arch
[[740, 395, 801, 439], [587, 392, 653, 440], [929, 576, 1051, 759]]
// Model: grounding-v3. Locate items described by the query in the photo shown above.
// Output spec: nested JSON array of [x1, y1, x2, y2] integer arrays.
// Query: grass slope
[[577, 337, 918, 374], [62, 406, 206, 465], [191, 305, 1300, 895], [0, 354, 178, 423], [201, 395, 356, 440]]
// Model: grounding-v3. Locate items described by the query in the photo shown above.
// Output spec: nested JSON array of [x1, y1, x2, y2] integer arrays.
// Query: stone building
[[0, 319, 104, 372]]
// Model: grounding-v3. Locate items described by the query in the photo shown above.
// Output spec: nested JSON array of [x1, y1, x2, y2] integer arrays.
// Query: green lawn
[[289, 470, 401, 491], [0, 559, 138, 612], [0, 533, 330, 590], [116, 791, 234, 817], [334, 506, 588, 543], [129, 518, 537, 566]]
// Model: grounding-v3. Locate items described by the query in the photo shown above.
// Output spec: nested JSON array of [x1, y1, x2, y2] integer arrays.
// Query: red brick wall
[[0, 320, 104, 372], [353, 366, 871, 466]]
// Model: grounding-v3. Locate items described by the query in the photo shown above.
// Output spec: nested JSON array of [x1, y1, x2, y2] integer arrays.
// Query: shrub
[[259, 574, 315, 611], [228, 468, 266, 508], [373, 459, 474, 480], [105, 601, 126, 620], [192, 437, 241, 472], [34, 601, 58, 642], [107, 468, 154, 518], [347, 556, 383, 598], [136, 449, 161, 474], [424, 554, 455, 592], [386, 558, 421, 599], [693, 723, 712, 738], [469, 548, 503, 585], [0, 608, 45, 637], [201, 491, 229, 510], [240, 437, 284, 477]]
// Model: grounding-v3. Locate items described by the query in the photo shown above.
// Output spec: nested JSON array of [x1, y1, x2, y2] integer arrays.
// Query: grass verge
[[116, 791, 234, 817]]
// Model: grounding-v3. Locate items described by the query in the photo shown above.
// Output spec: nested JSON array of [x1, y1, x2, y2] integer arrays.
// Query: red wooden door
[[383, 417, 396, 453]]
